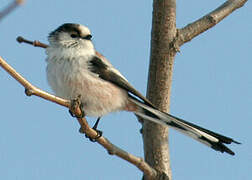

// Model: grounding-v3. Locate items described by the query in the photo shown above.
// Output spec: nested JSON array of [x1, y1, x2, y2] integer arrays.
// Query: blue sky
[[0, 0, 251, 179]]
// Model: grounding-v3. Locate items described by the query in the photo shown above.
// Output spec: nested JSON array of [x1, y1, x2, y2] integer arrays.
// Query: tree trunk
[[143, 0, 177, 179]]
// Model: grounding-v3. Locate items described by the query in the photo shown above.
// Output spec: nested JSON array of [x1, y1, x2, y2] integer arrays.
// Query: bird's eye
[[71, 34, 78, 38], [83, 35, 92, 40]]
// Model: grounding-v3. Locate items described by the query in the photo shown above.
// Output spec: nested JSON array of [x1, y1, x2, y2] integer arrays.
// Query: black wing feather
[[89, 56, 240, 155], [89, 56, 154, 107]]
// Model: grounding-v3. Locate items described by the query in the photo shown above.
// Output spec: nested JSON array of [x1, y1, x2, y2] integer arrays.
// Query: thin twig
[[0, 0, 25, 21], [0, 56, 68, 107], [176, 0, 248, 47], [0, 56, 156, 179], [17, 36, 49, 48]]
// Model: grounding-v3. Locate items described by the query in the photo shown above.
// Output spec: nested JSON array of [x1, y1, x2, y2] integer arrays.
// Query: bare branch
[[176, 0, 248, 47], [0, 56, 156, 179], [0, 56, 68, 107], [0, 0, 25, 21], [17, 36, 49, 48]]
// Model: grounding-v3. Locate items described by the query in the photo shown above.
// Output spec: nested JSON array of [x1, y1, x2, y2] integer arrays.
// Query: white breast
[[46, 47, 128, 117]]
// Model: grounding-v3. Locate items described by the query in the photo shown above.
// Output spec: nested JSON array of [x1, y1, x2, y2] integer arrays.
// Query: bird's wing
[[88, 55, 154, 107], [88, 54, 240, 155]]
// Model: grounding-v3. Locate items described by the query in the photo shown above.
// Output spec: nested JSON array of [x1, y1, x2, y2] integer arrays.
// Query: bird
[[46, 23, 240, 155]]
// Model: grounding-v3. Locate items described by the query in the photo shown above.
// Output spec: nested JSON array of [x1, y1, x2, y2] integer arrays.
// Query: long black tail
[[129, 97, 240, 155]]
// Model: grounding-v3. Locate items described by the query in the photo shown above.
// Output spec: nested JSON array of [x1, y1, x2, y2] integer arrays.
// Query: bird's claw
[[85, 130, 103, 142], [69, 95, 85, 118], [85, 117, 102, 142]]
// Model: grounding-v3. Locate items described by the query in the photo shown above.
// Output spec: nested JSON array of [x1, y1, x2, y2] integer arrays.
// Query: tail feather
[[129, 97, 240, 155]]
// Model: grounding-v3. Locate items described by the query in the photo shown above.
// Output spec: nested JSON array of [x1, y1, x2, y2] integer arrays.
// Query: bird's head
[[48, 23, 94, 50]]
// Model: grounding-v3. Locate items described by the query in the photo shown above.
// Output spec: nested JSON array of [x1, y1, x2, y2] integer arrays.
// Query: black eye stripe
[[70, 34, 92, 40], [71, 34, 78, 38], [83, 34, 92, 40], [70, 28, 82, 38]]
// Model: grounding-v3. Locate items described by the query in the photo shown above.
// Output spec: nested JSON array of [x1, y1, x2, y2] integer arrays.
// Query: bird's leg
[[69, 95, 85, 118], [85, 117, 103, 142], [68, 103, 85, 118], [69, 95, 102, 142]]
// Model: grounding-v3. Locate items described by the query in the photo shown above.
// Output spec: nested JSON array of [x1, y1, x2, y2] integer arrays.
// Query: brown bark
[[143, 0, 177, 179], [142, 0, 247, 179], [176, 0, 248, 48]]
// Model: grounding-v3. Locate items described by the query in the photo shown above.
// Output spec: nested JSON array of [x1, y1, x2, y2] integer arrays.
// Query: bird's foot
[[69, 95, 85, 118], [84, 117, 103, 142], [85, 129, 103, 142]]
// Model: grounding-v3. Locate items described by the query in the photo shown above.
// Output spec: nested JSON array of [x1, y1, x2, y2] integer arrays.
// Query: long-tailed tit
[[46, 23, 240, 155]]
